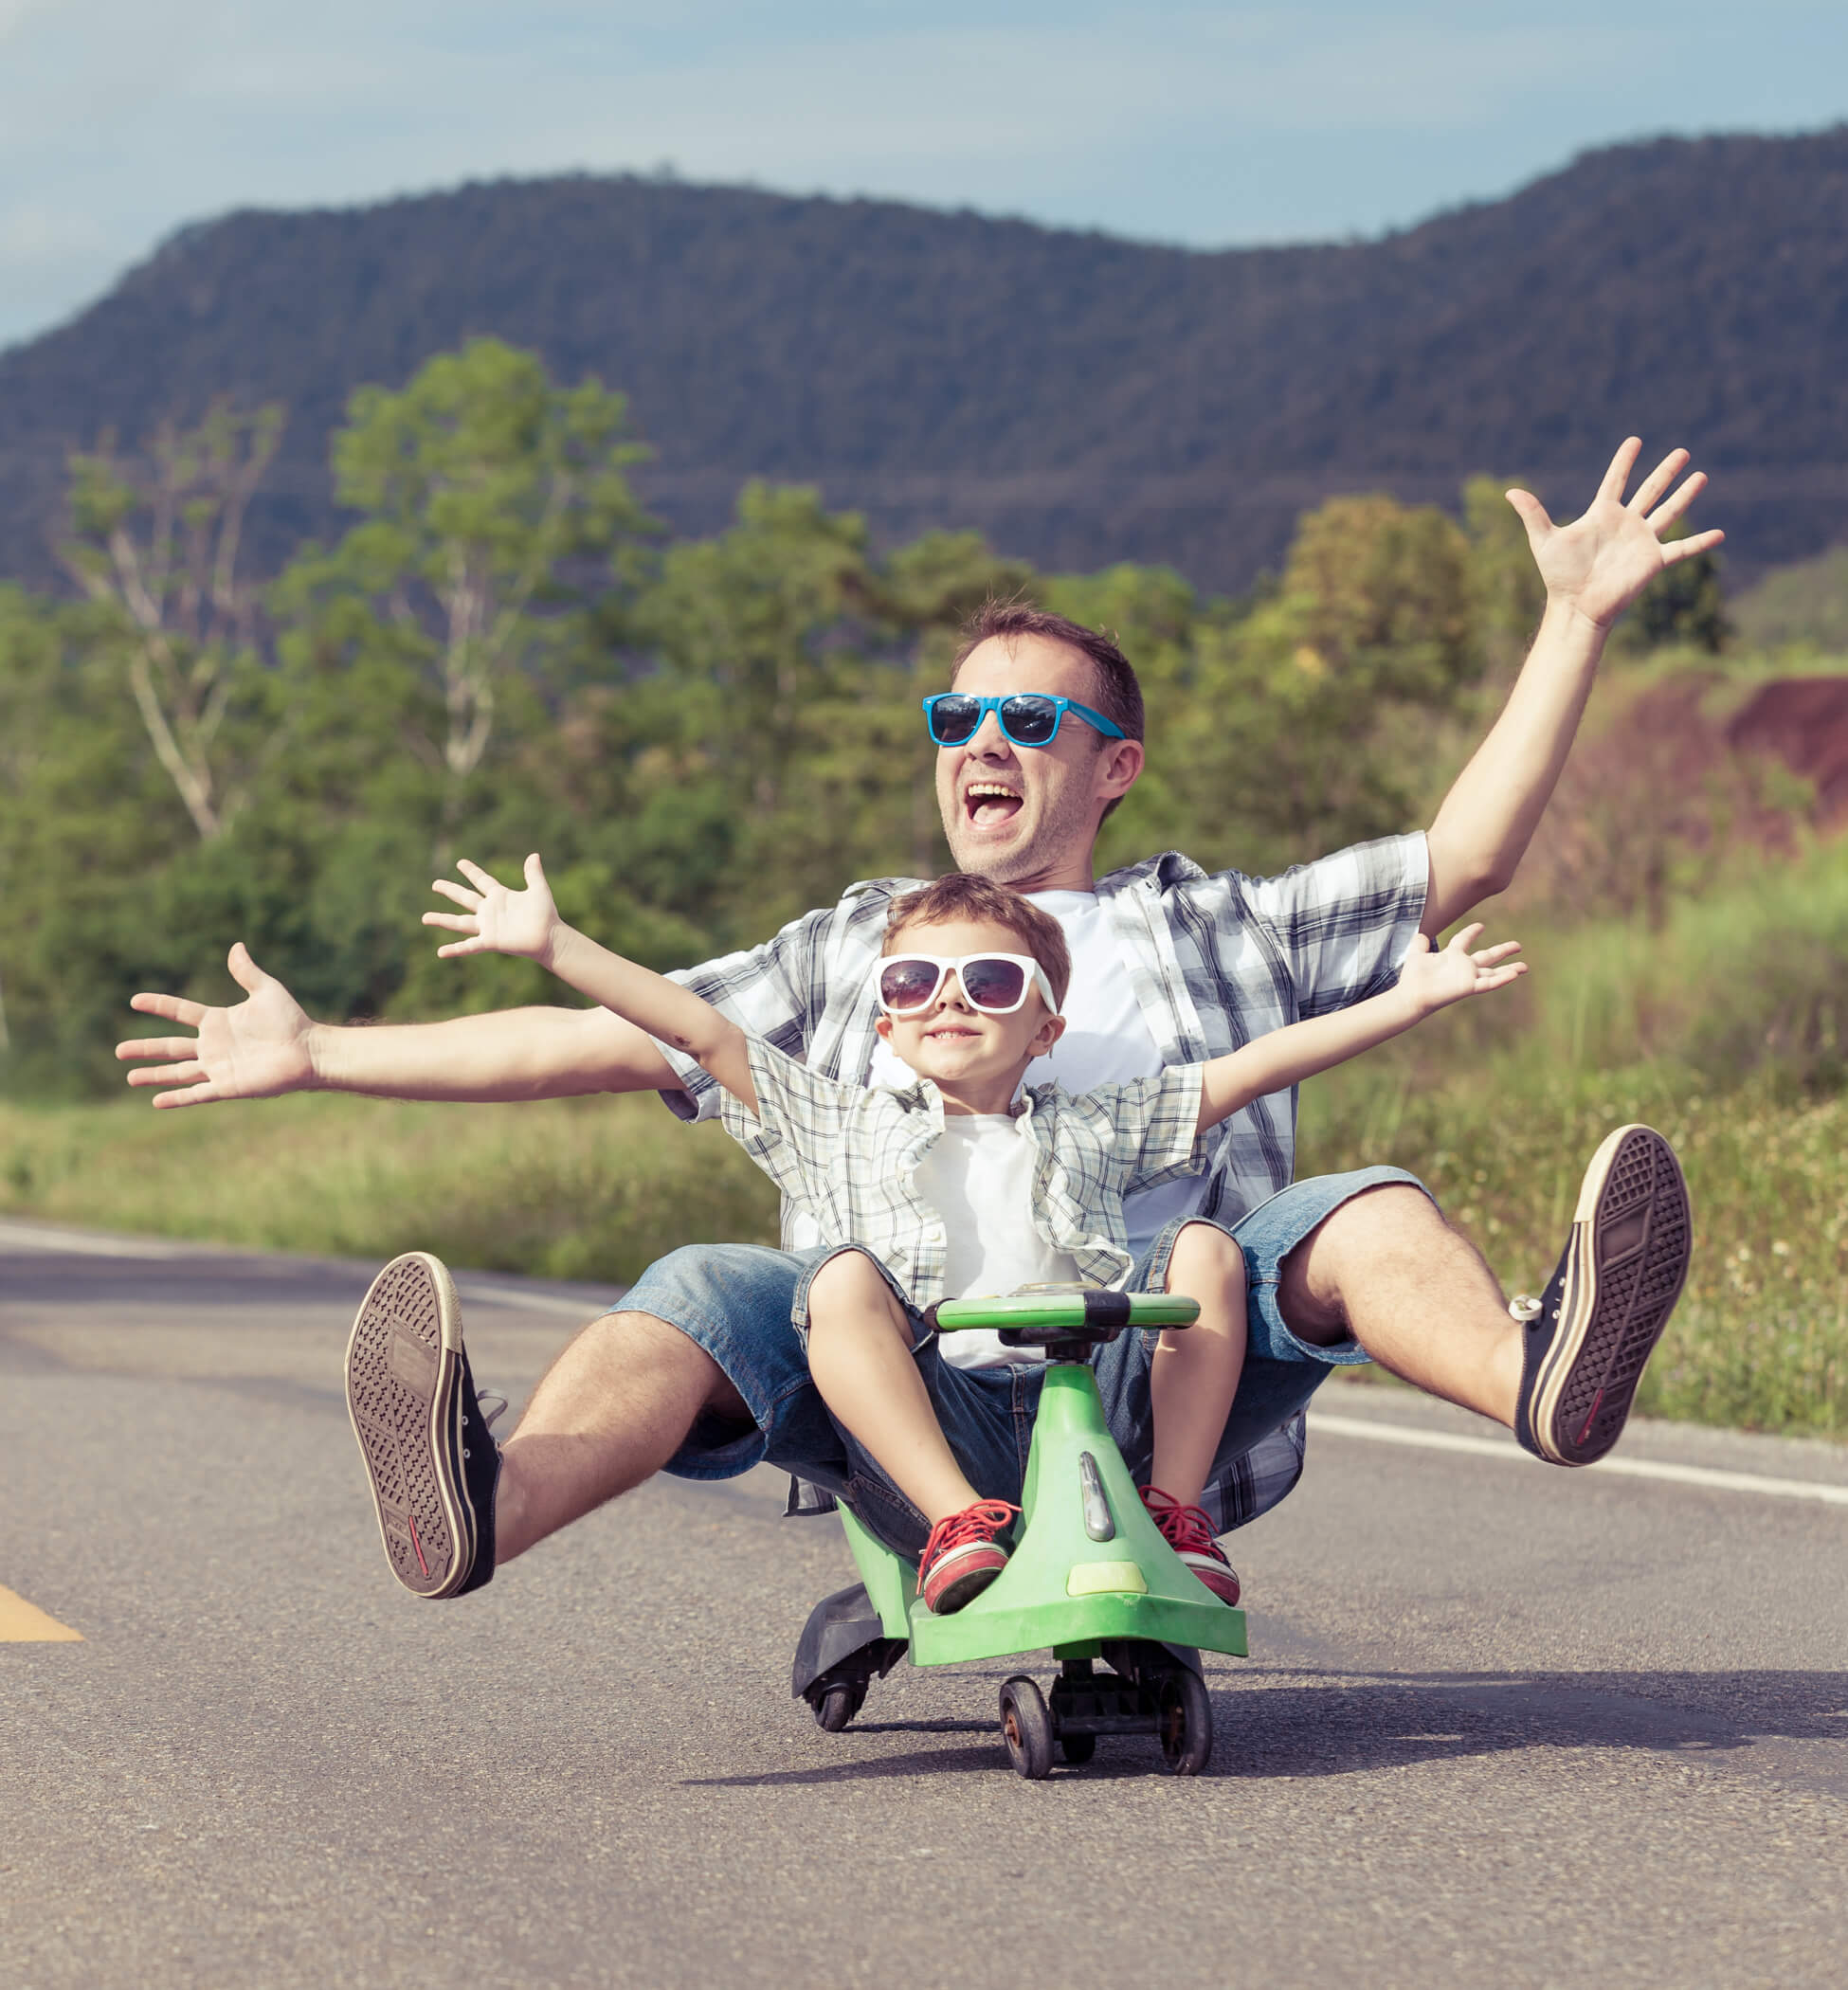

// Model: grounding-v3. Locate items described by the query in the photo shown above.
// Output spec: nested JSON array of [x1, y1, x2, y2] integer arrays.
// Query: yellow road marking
[[0, 1584, 82, 1641]]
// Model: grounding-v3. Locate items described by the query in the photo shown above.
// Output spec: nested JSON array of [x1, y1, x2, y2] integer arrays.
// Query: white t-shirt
[[909, 1113, 1081, 1370], [865, 887, 1203, 1259]]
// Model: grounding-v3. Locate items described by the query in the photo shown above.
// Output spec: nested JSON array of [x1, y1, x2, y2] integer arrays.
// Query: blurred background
[[3, 2, 1845, 1436]]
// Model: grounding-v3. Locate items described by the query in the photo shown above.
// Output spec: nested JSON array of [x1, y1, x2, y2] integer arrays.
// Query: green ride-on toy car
[[788, 1287, 1248, 1779]]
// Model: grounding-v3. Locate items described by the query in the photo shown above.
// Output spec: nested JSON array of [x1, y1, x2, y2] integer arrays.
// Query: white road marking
[[1308, 1411, 1848, 1508], [0, 1217, 607, 1319]]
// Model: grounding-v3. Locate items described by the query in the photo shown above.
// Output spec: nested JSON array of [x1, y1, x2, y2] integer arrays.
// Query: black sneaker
[[345, 1252, 499, 1598], [1513, 1126, 1692, 1467]]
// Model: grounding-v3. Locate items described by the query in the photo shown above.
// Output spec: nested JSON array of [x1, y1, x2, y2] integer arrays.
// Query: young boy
[[424, 855, 1525, 1615]]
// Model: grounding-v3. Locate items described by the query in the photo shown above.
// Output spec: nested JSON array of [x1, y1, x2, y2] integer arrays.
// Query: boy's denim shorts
[[613, 1164, 1429, 1554]]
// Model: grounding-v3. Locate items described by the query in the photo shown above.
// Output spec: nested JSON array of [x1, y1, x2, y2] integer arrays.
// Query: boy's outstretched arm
[[1195, 925, 1525, 1132], [427, 854, 759, 1113]]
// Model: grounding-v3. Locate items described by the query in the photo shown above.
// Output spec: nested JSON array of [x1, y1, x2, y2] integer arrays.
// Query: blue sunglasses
[[922, 692, 1127, 749]]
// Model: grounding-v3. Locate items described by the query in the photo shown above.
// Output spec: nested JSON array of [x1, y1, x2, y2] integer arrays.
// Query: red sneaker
[[918, 1499, 1019, 1614], [1141, 1486, 1241, 1605]]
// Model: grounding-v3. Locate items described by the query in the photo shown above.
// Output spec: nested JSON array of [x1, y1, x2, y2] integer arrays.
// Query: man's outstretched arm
[[1421, 437, 1723, 937], [117, 940, 679, 1108]]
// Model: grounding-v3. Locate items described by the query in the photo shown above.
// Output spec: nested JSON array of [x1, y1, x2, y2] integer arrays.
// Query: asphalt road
[[6, 1216, 1848, 1990]]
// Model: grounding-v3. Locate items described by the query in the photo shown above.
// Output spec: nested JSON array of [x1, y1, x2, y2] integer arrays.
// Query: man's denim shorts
[[613, 1164, 1428, 1554]]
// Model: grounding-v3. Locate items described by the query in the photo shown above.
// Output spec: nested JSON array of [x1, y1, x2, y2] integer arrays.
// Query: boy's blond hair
[[883, 876, 1072, 1009]]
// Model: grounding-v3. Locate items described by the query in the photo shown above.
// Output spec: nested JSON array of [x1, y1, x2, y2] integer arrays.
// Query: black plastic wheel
[[1156, 1667, 1213, 1776], [1057, 1730, 1097, 1765], [999, 1675, 1055, 1780], [813, 1680, 866, 1732]]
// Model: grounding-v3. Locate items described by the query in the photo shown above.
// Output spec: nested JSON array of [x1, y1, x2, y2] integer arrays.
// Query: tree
[[273, 339, 654, 859], [60, 402, 285, 840]]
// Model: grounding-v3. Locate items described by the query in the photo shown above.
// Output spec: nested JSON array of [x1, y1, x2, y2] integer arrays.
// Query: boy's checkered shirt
[[719, 1039, 1212, 1320]]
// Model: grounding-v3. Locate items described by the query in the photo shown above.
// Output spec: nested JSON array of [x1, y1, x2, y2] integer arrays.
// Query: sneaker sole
[[1526, 1126, 1692, 1466], [344, 1252, 473, 1598], [923, 1554, 1006, 1616]]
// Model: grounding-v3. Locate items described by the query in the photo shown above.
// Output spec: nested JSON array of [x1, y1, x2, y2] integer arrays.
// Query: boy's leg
[[805, 1248, 1016, 1616], [806, 1249, 984, 1525], [1147, 1220, 1249, 1511]]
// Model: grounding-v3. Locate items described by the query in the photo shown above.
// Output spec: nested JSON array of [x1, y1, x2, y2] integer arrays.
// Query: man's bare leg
[[1277, 1185, 1523, 1424], [495, 1311, 753, 1564]]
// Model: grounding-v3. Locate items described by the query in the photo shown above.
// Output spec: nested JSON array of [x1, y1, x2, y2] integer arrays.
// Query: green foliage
[[1730, 546, 1848, 657]]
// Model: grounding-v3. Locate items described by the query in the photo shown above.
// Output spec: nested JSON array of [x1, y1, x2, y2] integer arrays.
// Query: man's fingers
[[128, 990, 206, 1027], [430, 877, 480, 909], [125, 1060, 205, 1088], [116, 1035, 201, 1062], [524, 851, 548, 888], [1648, 468, 1708, 530], [1628, 447, 1691, 515], [226, 942, 269, 996], [422, 911, 478, 934], [456, 858, 498, 891], [1503, 488, 1552, 543], [1660, 528, 1726, 565], [435, 939, 485, 960], [1597, 436, 1643, 504], [151, 1081, 222, 1110]]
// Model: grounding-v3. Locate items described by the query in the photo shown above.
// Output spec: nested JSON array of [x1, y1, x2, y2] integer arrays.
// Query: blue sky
[[3, 1, 1844, 350]]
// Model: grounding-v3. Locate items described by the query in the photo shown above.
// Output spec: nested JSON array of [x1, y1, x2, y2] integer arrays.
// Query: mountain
[[2, 128, 1845, 595]]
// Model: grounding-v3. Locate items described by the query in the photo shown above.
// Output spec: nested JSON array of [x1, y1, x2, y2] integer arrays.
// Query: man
[[120, 440, 1714, 1602]]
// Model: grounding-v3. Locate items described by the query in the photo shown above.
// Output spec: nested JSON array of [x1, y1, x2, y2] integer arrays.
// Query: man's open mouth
[[964, 782, 1023, 828]]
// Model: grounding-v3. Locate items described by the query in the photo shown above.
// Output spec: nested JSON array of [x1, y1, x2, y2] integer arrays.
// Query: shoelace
[[476, 1389, 509, 1433], [1140, 1485, 1228, 1561], [920, 1499, 1020, 1568]]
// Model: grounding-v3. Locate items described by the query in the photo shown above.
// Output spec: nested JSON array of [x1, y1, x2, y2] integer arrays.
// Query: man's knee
[[1276, 1184, 1446, 1342], [590, 1308, 750, 1422]]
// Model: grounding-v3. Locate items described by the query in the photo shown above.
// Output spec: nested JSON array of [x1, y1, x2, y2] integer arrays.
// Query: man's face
[[934, 635, 1142, 888]]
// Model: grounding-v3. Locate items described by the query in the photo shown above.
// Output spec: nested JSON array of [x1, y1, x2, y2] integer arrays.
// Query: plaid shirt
[[720, 1039, 1210, 1321], [661, 832, 1429, 1530]]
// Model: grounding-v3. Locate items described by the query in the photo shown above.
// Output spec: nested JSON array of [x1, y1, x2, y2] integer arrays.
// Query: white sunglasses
[[873, 951, 1060, 1017]]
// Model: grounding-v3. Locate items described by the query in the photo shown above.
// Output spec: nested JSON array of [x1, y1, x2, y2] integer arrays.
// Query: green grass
[[1300, 1055, 1848, 1437], [0, 1090, 779, 1287]]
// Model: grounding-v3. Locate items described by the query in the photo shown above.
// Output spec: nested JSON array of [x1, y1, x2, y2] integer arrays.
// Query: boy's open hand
[[1398, 924, 1526, 1018], [1507, 437, 1723, 633], [426, 854, 561, 966]]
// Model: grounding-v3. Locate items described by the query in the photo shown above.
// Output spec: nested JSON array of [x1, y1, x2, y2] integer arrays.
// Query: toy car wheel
[[1057, 1730, 1097, 1765], [1156, 1668, 1213, 1776], [999, 1676, 1055, 1780], [813, 1680, 866, 1732]]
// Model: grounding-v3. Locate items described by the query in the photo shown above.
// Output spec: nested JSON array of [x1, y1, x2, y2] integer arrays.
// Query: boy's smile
[[874, 914, 1066, 1116]]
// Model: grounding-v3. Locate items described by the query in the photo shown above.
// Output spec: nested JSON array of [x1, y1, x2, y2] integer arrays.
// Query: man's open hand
[[425, 854, 561, 965], [1508, 438, 1724, 632], [1398, 925, 1527, 1019], [116, 943, 318, 1108]]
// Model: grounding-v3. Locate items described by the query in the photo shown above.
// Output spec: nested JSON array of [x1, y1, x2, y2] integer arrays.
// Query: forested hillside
[[1, 128, 1843, 594]]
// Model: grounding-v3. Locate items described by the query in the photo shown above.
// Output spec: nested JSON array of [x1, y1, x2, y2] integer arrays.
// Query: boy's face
[[873, 914, 1065, 1094]]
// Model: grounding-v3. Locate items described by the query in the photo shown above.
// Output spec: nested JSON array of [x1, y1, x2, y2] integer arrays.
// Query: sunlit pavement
[[7, 1218, 1848, 1990]]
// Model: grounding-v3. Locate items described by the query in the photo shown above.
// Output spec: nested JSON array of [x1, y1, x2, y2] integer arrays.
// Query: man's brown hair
[[883, 875, 1072, 1009], [951, 601, 1146, 744]]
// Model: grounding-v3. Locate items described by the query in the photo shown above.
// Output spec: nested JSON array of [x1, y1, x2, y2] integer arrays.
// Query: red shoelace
[[1140, 1485, 1228, 1561], [920, 1499, 1020, 1570]]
